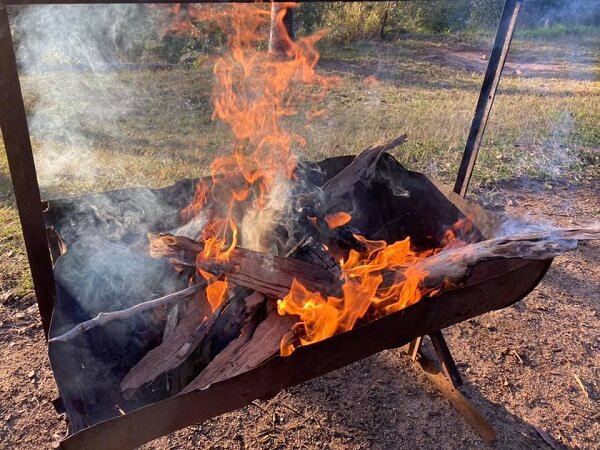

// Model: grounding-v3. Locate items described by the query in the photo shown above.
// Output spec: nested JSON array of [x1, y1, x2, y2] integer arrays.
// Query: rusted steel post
[[0, 3, 55, 337], [429, 330, 463, 388], [453, 0, 522, 197]]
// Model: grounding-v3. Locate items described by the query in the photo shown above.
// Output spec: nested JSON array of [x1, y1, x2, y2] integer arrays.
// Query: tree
[[269, 3, 295, 57]]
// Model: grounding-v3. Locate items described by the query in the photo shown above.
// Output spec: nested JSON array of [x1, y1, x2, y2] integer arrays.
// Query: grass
[[0, 30, 598, 296]]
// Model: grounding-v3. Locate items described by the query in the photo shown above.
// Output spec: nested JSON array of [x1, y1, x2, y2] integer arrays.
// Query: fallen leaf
[[0, 290, 15, 304]]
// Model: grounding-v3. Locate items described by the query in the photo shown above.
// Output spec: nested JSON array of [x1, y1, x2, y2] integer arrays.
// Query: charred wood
[[148, 233, 341, 299], [120, 290, 265, 397], [180, 304, 297, 393]]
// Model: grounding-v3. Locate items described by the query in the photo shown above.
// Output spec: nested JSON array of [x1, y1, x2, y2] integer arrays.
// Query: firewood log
[[148, 233, 341, 299], [120, 290, 265, 397], [180, 304, 297, 394], [177, 226, 599, 393]]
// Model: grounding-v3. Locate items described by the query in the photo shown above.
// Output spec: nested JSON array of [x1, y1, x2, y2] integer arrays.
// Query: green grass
[[0, 31, 598, 295], [516, 24, 600, 41], [0, 157, 32, 297]]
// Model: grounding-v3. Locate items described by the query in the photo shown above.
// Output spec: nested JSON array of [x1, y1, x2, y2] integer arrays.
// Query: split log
[[148, 233, 341, 299], [286, 235, 341, 278], [151, 226, 599, 302], [411, 226, 600, 291], [120, 291, 265, 397], [180, 305, 297, 394]]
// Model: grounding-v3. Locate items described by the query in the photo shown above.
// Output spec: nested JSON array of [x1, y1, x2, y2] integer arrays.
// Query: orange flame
[[324, 211, 352, 229], [277, 234, 437, 356], [181, 3, 332, 227], [277, 217, 479, 356], [172, 4, 333, 314]]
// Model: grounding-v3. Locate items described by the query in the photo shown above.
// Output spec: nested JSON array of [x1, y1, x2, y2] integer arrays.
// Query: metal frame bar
[[454, 0, 522, 196], [0, 3, 55, 337]]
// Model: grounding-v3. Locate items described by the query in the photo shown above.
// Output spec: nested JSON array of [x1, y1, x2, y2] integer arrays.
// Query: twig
[[512, 349, 524, 364], [572, 373, 589, 399], [49, 280, 214, 344]]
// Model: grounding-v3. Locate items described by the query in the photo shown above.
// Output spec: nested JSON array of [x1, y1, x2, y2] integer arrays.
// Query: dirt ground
[[0, 175, 597, 450]]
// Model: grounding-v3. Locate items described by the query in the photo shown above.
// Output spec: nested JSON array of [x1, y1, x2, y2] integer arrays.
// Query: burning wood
[[148, 232, 340, 298], [146, 227, 600, 384], [115, 223, 598, 394]]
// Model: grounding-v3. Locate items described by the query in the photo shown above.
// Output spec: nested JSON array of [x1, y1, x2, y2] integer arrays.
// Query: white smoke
[[15, 4, 162, 187]]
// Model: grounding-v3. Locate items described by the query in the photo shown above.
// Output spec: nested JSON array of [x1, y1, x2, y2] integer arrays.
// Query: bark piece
[[149, 233, 341, 298], [319, 134, 407, 212], [181, 307, 296, 393]]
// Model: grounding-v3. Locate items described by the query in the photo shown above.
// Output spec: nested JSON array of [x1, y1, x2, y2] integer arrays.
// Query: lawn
[[1, 30, 598, 295]]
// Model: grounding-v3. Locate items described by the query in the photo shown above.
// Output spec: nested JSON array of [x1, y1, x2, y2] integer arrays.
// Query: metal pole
[[453, 0, 522, 197], [0, 3, 55, 337]]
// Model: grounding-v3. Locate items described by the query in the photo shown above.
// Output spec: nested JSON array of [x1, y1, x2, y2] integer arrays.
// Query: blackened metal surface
[[59, 258, 551, 450], [454, 0, 522, 196], [44, 179, 197, 249], [0, 4, 55, 337], [373, 154, 484, 249], [49, 240, 190, 432]]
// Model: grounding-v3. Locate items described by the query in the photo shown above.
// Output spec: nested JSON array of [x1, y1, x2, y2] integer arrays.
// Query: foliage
[[293, 0, 600, 44], [321, 3, 392, 42]]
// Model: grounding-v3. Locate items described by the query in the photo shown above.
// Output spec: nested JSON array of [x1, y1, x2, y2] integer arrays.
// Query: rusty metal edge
[[58, 257, 552, 450]]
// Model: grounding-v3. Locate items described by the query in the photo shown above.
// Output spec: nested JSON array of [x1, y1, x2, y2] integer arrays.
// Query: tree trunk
[[269, 3, 295, 57]]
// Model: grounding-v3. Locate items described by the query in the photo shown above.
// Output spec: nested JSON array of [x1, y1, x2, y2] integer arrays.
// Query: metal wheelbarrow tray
[[43, 154, 552, 450]]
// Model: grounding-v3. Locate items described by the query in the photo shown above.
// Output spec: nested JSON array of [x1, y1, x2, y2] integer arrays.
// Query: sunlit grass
[[0, 32, 598, 294]]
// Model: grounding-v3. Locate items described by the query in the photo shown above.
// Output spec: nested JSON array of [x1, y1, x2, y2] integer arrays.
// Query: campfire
[[0, 2, 597, 449]]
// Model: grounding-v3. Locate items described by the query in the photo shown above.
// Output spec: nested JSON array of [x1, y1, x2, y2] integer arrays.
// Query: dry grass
[[0, 31, 598, 295], [0, 31, 598, 449]]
